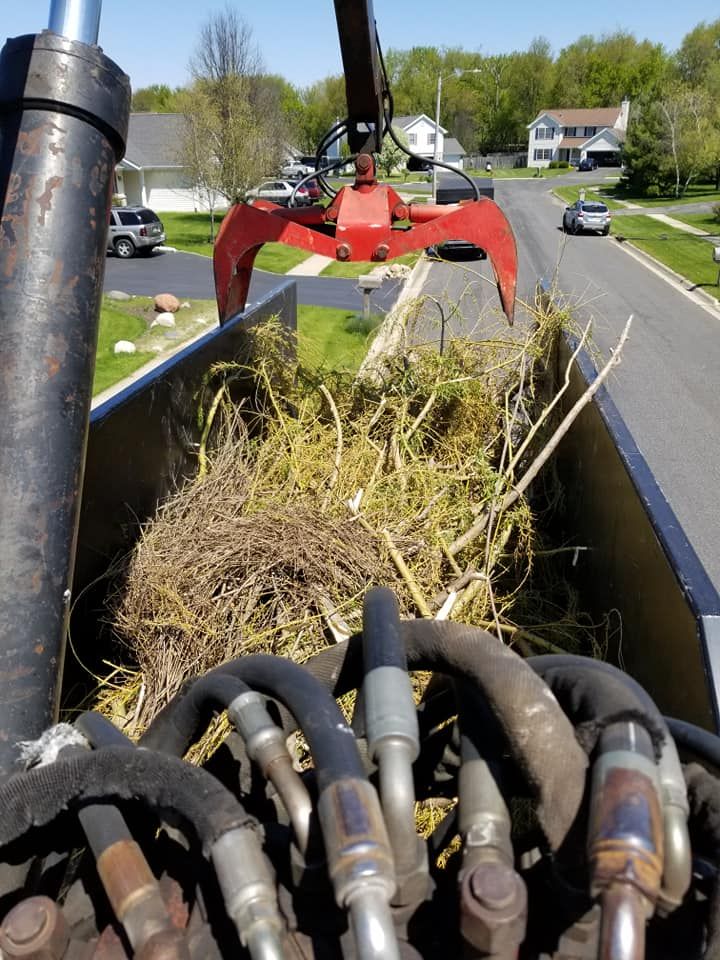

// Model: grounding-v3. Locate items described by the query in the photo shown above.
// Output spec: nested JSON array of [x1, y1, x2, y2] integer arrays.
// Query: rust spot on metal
[[34, 645, 44, 656], [18, 126, 45, 157], [31, 570, 42, 594], [44, 357, 61, 379], [37, 177, 63, 226]]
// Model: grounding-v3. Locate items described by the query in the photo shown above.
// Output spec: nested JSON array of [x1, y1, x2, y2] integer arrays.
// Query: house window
[[427, 132, 436, 145], [533, 148, 552, 161], [564, 126, 576, 137], [584, 127, 595, 137], [408, 133, 417, 145], [535, 126, 556, 140]]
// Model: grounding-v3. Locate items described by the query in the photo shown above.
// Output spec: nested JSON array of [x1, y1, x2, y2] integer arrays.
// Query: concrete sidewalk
[[647, 212, 716, 237], [286, 253, 333, 276]]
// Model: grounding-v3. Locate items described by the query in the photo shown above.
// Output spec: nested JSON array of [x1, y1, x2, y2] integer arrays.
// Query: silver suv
[[562, 200, 611, 236], [107, 206, 166, 258]]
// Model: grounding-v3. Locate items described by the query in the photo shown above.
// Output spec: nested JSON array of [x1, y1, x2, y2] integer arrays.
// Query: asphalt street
[[103, 249, 400, 314], [414, 171, 720, 588]]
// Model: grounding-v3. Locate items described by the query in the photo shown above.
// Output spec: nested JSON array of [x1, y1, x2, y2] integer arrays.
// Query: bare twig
[[382, 529, 432, 617], [449, 316, 633, 557], [319, 384, 343, 509]]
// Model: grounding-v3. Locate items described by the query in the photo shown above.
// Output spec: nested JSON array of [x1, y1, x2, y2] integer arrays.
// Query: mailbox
[[713, 247, 720, 264]]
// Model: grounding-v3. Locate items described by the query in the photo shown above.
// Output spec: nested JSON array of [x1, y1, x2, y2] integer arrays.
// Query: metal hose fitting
[[211, 828, 287, 960], [317, 778, 399, 960], [228, 690, 313, 855], [362, 588, 428, 907], [589, 722, 664, 960], [457, 711, 527, 958], [656, 736, 692, 913]]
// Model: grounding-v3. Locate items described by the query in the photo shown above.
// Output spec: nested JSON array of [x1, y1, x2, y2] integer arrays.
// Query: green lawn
[[611, 214, 720, 301], [320, 252, 419, 279], [297, 304, 378, 372], [607, 182, 720, 208], [466, 166, 574, 179], [553, 185, 625, 210], [668, 212, 720, 233], [94, 301, 156, 395], [160, 210, 310, 273], [94, 296, 218, 396]]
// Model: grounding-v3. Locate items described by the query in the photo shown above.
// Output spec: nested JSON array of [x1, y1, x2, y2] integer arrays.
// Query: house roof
[[393, 114, 448, 134], [124, 113, 186, 168], [443, 137, 466, 156], [533, 106, 622, 129]]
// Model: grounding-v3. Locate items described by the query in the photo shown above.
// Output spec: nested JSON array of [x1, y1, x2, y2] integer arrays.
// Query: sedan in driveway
[[246, 180, 311, 206], [562, 200, 611, 236]]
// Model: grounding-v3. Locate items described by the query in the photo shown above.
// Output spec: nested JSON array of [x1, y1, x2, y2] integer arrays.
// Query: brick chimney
[[618, 99, 630, 132]]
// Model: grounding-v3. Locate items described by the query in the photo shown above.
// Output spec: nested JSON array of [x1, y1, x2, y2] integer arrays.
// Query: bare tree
[[180, 8, 286, 208]]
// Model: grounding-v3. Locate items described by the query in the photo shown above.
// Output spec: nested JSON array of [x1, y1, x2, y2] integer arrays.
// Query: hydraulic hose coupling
[[362, 588, 428, 907], [211, 828, 287, 960], [588, 722, 664, 960], [228, 690, 313, 855], [317, 778, 399, 960], [457, 739, 527, 957]]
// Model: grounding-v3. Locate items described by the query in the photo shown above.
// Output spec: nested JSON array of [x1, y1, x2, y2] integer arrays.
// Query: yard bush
[[548, 160, 559, 169], [559, 161, 571, 169], [712, 202, 720, 224]]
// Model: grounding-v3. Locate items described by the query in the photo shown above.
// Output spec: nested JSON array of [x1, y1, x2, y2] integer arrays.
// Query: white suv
[[280, 160, 315, 179]]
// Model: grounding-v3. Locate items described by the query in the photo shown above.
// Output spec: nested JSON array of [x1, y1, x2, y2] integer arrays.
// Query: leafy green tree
[[677, 19, 720, 86], [376, 128, 408, 177], [131, 84, 182, 113], [295, 75, 346, 154]]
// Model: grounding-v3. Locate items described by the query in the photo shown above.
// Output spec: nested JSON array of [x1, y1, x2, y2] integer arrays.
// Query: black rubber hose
[[300, 621, 587, 851], [131, 674, 253, 759], [363, 586, 406, 671], [0, 746, 256, 854], [76, 711, 136, 749], [141, 655, 365, 793], [527, 655, 667, 755], [666, 717, 720, 770], [684, 764, 720, 959]]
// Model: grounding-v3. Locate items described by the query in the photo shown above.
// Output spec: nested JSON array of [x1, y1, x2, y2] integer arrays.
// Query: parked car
[[304, 179, 322, 202], [562, 200, 611, 235], [107, 206, 165, 259], [246, 180, 311, 206], [280, 159, 315, 179], [578, 157, 598, 171]]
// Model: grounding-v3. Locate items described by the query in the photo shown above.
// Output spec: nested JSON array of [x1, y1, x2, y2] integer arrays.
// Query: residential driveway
[[103, 249, 401, 313]]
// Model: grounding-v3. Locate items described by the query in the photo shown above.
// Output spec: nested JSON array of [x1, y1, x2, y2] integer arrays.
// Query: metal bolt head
[[326, 206, 338, 222], [356, 154, 372, 174], [0, 896, 69, 958], [373, 244, 389, 261], [469, 861, 516, 910], [336, 243, 352, 261], [392, 204, 409, 222]]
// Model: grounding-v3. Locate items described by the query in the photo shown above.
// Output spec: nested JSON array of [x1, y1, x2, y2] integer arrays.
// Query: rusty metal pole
[[0, 5, 129, 776]]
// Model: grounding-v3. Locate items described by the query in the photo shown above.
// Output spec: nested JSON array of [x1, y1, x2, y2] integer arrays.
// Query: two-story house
[[526, 101, 630, 168], [393, 115, 467, 169]]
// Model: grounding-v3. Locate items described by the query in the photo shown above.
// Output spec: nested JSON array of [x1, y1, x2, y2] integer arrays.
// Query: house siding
[[526, 106, 625, 168]]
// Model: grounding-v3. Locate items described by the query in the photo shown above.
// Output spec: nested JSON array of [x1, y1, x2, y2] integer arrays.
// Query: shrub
[[644, 184, 661, 198], [712, 202, 720, 224], [559, 161, 571, 169], [548, 160, 559, 169], [344, 314, 381, 336]]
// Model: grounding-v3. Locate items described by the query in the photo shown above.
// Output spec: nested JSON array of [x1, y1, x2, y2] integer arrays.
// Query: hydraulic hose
[[142, 657, 365, 791], [143, 656, 399, 960], [362, 587, 427, 908], [0, 745, 287, 960], [665, 716, 720, 771], [76, 710, 136, 749], [529, 656, 692, 912], [300, 621, 588, 851]]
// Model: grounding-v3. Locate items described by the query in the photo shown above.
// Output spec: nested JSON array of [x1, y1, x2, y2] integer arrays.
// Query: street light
[[432, 68, 482, 202]]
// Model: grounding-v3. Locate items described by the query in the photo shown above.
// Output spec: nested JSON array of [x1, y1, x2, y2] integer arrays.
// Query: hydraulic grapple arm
[[213, 2, 518, 327]]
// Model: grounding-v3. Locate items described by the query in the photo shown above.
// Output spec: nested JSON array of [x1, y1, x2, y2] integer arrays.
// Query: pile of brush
[[101, 303, 628, 736]]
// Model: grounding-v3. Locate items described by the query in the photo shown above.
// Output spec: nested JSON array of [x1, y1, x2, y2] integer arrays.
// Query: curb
[[612, 236, 720, 315]]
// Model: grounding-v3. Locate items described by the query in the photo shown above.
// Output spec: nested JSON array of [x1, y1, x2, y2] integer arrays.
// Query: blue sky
[[3, 1, 718, 92]]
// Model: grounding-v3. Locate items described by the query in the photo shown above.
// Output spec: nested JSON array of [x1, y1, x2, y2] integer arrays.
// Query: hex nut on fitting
[[356, 154, 372, 174], [0, 896, 69, 959], [459, 861, 527, 955], [336, 243, 352, 261], [373, 244, 389, 261]]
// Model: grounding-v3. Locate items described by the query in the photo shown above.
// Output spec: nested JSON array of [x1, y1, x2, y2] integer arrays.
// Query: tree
[[179, 7, 287, 207], [131, 84, 182, 113], [376, 128, 408, 178]]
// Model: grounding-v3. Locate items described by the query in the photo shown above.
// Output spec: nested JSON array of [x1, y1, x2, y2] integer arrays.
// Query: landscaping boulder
[[154, 293, 180, 313], [114, 340, 136, 354], [107, 290, 132, 301], [150, 312, 176, 329]]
